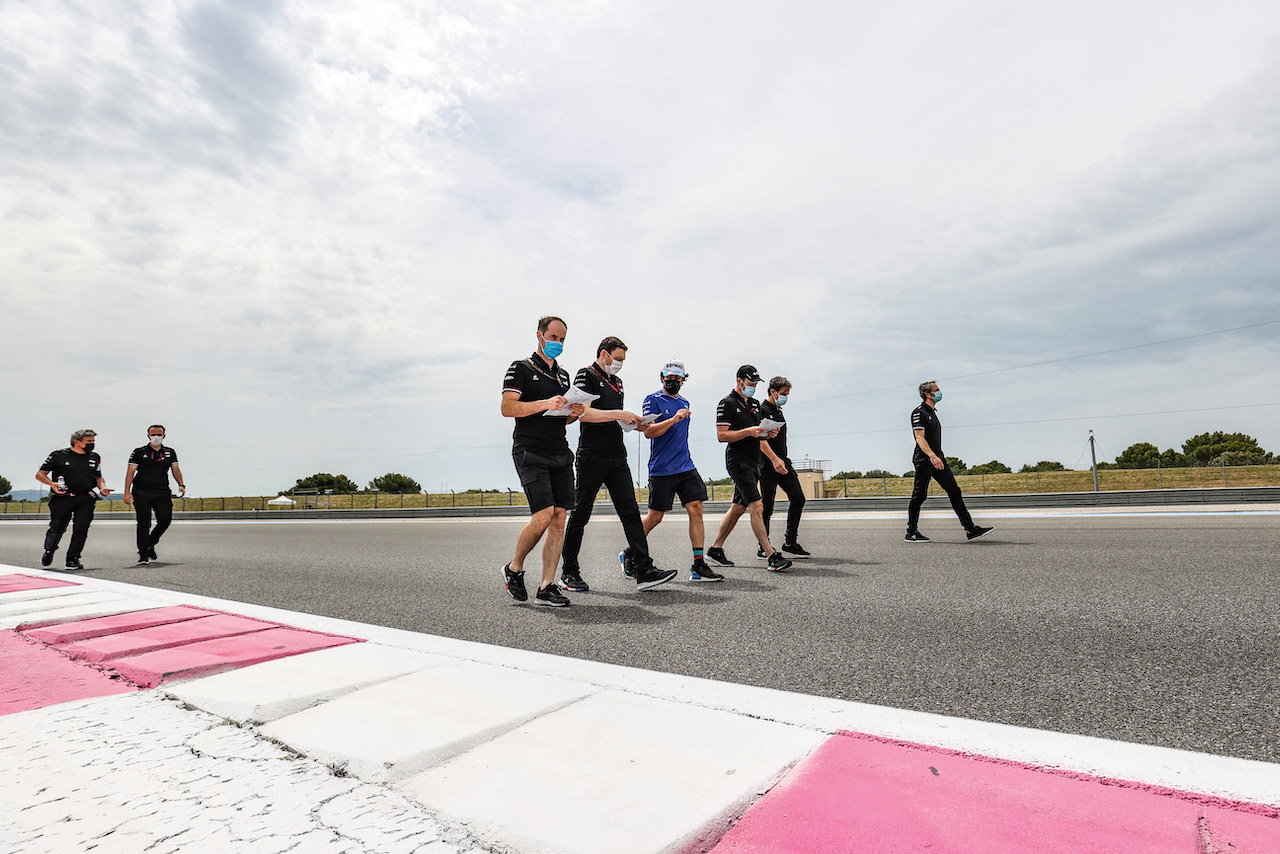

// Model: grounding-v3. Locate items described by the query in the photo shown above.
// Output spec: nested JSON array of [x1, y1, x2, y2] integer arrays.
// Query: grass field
[[3, 464, 1278, 514]]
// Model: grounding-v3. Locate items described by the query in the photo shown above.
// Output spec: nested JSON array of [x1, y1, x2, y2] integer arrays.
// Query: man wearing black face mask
[[560, 337, 676, 593], [123, 425, 186, 565], [757, 376, 811, 559], [35, 429, 112, 570], [907, 380, 993, 542]]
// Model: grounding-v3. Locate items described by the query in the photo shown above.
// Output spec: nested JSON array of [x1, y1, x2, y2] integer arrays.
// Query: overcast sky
[[4, 0, 1280, 496]]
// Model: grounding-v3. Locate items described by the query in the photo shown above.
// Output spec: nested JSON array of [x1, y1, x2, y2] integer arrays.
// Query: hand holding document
[[621, 413, 660, 433], [758, 418, 784, 435], [545, 386, 599, 416]]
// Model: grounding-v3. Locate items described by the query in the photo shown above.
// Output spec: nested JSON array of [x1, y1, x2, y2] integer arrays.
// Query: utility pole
[[1089, 430, 1100, 492]]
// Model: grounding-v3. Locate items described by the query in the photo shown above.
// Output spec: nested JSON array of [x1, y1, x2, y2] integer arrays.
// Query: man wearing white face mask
[[559, 337, 676, 594], [123, 425, 185, 565], [907, 381, 993, 543], [757, 376, 811, 559], [708, 365, 792, 572]]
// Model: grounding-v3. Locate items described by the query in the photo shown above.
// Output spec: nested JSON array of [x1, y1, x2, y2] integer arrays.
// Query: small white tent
[[268, 495, 296, 506]]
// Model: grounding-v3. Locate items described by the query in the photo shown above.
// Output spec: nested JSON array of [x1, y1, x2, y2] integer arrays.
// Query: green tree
[[832, 470, 862, 480], [0, 475, 11, 498], [1181, 432, 1275, 466], [945, 456, 966, 472], [1113, 443, 1161, 469], [368, 473, 422, 494], [863, 469, 897, 479], [287, 473, 360, 495], [967, 460, 1012, 475], [1019, 460, 1066, 472]]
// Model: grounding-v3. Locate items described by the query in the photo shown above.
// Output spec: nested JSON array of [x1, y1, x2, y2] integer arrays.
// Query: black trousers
[[907, 461, 974, 532], [133, 489, 174, 553], [760, 460, 806, 542], [44, 494, 96, 561], [562, 451, 651, 572]]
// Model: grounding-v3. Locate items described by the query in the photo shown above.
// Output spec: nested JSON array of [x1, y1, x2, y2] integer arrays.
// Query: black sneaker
[[756, 546, 768, 560], [137, 554, 150, 566], [635, 565, 677, 591], [503, 564, 528, 603], [689, 563, 725, 582], [618, 549, 634, 578], [966, 525, 994, 541], [41, 550, 54, 567], [705, 547, 735, 567], [535, 583, 571, 607], [782, 541, 811, 558], [147, 546, 158, 561], [65, 559, 84, 571], [766, 551, 792, 572], [561, 570, 589, 592], [904, 531, 930, 543]]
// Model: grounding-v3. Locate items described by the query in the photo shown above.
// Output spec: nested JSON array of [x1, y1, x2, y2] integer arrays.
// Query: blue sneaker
[[689, 562, 724, 583], [618, 549, 635, 578]]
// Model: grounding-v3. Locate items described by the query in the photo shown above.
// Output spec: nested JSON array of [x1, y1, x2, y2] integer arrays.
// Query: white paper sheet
[[544, 386, 600, 416]]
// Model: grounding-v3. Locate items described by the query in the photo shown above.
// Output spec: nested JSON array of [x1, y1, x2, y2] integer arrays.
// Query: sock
[[692, 548, 704, 564]]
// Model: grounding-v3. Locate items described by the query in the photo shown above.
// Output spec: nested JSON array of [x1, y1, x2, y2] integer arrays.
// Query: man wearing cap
[[707, 366, 793, 572], [35, 429, 112, 570], [123, 425, 186, 565], [559, 337, 677, 593], [635, 360, 724, 582]]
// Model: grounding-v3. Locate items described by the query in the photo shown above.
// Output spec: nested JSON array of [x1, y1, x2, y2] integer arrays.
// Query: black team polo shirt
[[911, 402, 944, 465], [503, 352, 572, 454], [716, 390, 762, 466], [574, 363, 627, 457], [128, 444, 179, 492], [41, 448, 102, 495], [757, 398, 788, 461]]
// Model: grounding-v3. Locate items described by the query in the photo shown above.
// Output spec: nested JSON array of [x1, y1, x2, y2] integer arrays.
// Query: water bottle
[[56, 476, 66, 495]]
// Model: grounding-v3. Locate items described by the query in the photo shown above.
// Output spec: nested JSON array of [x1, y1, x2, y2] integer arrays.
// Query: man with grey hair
[[907, 381, 993, 543], [36, 429, 113, 570]]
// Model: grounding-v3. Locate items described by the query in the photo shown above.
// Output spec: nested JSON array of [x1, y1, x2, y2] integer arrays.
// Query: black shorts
[[727, 458, 763, 507], [513, 447, 575, 513], [648, 469, 708, 512]]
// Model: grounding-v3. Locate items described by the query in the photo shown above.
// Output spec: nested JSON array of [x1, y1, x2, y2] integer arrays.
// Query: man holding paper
[[708, 365, 793, 572], [560, 337, 676, 593], [757, 376, 811, 559], [500, 316, 585, 607]]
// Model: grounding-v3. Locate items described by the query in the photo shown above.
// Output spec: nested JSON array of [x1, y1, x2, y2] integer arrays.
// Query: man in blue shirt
[[629, 360, 723, 582]]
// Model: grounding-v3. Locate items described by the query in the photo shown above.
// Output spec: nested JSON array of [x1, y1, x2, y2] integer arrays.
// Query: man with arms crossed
[[559, 337, 677, 593], [906, 380, 993, 543], [36, 429, 112, 570], [633, 360, 724, 582], [756, 376, 811, 560], [708, 365, 793, 572], [123, 425, 186, 565]]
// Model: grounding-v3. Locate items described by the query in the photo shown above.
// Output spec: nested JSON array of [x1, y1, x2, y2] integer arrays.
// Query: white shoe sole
[[636, 572, 677, 591]]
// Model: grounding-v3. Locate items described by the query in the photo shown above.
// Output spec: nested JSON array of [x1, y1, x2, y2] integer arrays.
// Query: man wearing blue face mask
[[708, 365, 792, 572], [907, 380, 993, 543], [757, 376, 811, 559]]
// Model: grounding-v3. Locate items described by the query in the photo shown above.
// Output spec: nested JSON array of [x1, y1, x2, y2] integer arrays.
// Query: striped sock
[[693, 548, 705, 564]]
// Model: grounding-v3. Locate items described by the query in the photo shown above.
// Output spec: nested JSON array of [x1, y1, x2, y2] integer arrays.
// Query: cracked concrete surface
[[0, 691, 499, 854]]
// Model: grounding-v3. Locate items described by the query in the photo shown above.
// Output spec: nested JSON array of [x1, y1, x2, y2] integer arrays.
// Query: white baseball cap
[[661, 359, 687, 377]]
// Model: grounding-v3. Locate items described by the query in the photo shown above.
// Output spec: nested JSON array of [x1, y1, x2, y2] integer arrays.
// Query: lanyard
[[525, 358, 566, 388]]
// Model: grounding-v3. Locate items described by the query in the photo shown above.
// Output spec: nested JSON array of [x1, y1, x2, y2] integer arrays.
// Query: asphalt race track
[[2, 511, 1277, 764]]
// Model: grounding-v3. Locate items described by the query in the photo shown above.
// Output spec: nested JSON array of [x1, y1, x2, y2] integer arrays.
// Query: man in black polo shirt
[[35, 429, 113, 570], [560, 337, 677, 594], [123, 425, 186, 565], [907, 380, 993, 542], [757, 376, 811, 560], [708, 365, 793, 572]]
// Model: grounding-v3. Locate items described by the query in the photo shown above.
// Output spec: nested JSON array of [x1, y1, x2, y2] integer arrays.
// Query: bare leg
[[712, 502, 746, 549], [511, 507, 553, 573], [642, 509, 665, 536], [540, 507, 567, 590], [748, 500, 774, 555], [686, 501, 705, 550]]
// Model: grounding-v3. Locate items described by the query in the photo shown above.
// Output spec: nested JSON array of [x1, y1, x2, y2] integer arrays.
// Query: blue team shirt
[[642, 391, 695, 477]]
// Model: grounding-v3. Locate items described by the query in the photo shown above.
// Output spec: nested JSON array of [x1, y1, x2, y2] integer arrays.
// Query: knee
[[550, 508, 568, 531], [686, 503, 702, 522], [530, 507, 554, 531]]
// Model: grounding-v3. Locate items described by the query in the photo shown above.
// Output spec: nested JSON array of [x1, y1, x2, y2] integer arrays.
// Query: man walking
[[123, 425, 186, 565], [36, 429, 112, 570], [560, 337, 676, 593], [708, 366, 793, 572], [757, 376, 811, 559], [636, 360, 723, 582], [906, 380, 993, 542]]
